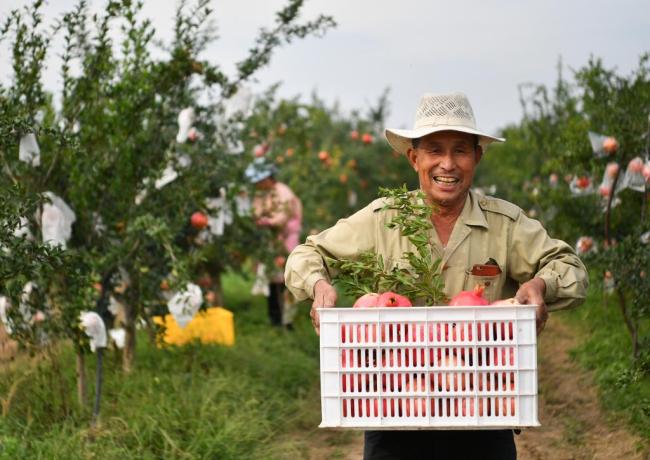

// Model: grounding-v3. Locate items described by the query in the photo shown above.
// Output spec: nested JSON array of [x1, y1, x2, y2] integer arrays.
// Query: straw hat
[[385, 92, 505, 155]]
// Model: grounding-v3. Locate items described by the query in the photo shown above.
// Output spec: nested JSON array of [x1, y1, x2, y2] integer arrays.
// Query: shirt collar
[[459, 190, 489, 229]]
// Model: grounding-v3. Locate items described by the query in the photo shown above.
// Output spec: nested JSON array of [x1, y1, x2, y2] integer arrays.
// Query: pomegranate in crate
[[377, 292, 412, 307], [448, 285, 489, 306], [321, 305, 539, 428], [353, 292, 380, 308]]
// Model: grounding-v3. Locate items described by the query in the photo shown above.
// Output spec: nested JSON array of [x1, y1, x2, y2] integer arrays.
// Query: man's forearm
[[284, 241, 331, 301]]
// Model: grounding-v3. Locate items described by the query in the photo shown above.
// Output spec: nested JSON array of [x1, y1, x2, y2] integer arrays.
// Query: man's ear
[[406, 148, 418, 171]]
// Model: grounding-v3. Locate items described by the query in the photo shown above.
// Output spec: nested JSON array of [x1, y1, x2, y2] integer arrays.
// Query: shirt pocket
[[386, 257, 411, 272], [465, 272, 502, 303]]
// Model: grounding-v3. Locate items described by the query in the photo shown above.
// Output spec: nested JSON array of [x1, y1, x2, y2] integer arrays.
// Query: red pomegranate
[[253, 144, 266, 157], [599, 185, 611, 198], [377, 292, 412, 307], [575, 176, 591, 189], [353, 292, 380, 308], [605, 162, 619, 179], [448, 285, 489, 306], [628, 157, 644, 173], [602, 137, 618, 154], [643, 164, 650, 181], [190, 211, 209, 230]]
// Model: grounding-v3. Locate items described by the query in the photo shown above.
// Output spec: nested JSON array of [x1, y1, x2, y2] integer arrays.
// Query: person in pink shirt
[[246, 159, 303, 330]]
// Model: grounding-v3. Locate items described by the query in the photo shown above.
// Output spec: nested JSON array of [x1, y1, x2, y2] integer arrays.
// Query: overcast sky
[[2, 0, 649, 135]]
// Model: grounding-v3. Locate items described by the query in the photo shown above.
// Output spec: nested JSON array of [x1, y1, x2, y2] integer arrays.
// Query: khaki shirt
[[284, 190, 588, 311]]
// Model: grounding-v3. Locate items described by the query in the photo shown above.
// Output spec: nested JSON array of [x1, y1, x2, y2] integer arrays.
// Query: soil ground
[[300, 315, 649, 460]]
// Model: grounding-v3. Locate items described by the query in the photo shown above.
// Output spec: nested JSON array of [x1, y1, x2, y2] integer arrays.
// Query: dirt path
[[302, 316, 648, 460], [515, 315, 647, 460]]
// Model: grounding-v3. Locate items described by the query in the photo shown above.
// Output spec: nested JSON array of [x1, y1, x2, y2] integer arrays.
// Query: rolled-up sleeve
[[284, 200, 379, 301], [508, 211, 589, 311]]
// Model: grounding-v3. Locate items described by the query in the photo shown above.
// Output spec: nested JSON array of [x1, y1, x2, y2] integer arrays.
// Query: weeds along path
[[0, 324, 17, 362], [515, 315, 647, 460], [302, 315, 648, 460]]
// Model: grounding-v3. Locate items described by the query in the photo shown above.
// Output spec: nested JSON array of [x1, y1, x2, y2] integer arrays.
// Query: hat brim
[[244, 162, 276, 183], [385, 125, 505, 156], [247, 171, 273, 183]]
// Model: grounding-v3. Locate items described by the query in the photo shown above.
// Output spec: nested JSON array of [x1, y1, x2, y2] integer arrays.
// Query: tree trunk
[[91, 349, 104, 427], [604, 168, 622, 246], [212, 270, 224, 306], [145, 316, 157, 346], [641, 186, 647, 223], [122, 303, 136, 373], [615, 288, 640, 360], [76, 351, 87, 407]]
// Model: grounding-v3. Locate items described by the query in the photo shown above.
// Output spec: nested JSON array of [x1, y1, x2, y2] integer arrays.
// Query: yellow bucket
[[153, 307, 235, 347]]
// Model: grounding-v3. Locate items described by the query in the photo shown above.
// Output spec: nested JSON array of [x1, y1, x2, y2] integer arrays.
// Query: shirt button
[[480, 199, 487, 206]]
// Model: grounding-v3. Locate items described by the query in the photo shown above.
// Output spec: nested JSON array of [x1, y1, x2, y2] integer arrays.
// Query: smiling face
[[406, 130, 483, 211]]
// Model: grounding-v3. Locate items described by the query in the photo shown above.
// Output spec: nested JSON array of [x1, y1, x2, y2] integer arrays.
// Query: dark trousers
[[267, 282, 284, 326], [364, 430, 516, 460]]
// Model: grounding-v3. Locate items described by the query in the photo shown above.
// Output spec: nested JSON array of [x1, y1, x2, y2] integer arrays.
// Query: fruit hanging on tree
[[576, 236, 595, 255], [602, 136, 618, 154], [253, 143, 268, 157], [190, 211, 209, 230], [643, 163, 650, 181], [575, 176, 591, 189], [628, 157, 644, 173], [187, 127, 201, 143], [274, 256, 286, 268], [599, 184, 611, 198], [605, 162, 619, 178]]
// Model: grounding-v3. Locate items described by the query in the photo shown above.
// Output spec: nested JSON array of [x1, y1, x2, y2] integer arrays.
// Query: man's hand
[[310, 279, 337, 335], [515, 277, 548, 335]]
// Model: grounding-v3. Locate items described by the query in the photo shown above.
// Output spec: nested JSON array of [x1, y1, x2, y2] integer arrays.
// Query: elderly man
[[284, 92, 588, 459]]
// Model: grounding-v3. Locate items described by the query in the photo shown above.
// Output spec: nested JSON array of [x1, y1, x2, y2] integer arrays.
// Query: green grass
[[563, 284, 650, 442], [0, 272, 321, 459], [2, 272, 648, 458]]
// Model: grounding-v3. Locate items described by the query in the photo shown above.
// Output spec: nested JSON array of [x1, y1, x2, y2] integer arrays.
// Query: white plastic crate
[[318, 305, 539, 430]]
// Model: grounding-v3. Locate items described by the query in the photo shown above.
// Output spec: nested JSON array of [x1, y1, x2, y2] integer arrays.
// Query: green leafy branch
[[331, 185, 446, 305], [330, 251, 386, 297]]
